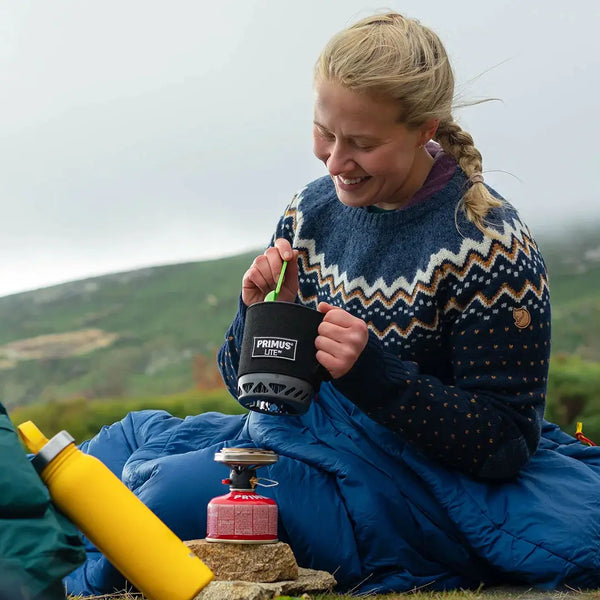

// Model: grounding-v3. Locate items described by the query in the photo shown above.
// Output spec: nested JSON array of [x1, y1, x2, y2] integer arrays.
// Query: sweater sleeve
[[333, 245, 551, 481], [217, 295, 248, 398]]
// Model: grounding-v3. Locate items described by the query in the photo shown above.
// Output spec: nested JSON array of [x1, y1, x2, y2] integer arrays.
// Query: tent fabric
[[64, 383, 600, 596], [0, 404, 85, 600]]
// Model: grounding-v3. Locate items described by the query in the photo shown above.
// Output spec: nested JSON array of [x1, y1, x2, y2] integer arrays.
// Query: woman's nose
[[326, 142, 353, 175]]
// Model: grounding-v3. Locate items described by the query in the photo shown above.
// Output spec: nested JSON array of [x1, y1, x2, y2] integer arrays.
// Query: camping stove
[[206, 448, 279, 544]]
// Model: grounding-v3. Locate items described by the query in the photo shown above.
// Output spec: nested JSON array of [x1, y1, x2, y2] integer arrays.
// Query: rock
[[262, 567, 337, 595], [185, 539, 298, 582], [194, 581, 273, 600], [185, 538, 336, 600], [193, 567, 336, 600]]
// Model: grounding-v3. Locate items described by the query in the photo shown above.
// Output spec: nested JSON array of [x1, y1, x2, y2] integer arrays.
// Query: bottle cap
[[17, 421, 49, 453], [31, 431, 75, 473]]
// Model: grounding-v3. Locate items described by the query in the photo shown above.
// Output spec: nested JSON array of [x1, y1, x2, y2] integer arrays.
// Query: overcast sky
[[0, 0, 598, 297]]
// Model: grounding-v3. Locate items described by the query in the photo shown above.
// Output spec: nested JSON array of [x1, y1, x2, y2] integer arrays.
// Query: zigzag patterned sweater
[[218, 168, 551, 479]]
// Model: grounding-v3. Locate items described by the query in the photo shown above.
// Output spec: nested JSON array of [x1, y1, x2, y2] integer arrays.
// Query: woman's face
[[313, 79, 435, 210]]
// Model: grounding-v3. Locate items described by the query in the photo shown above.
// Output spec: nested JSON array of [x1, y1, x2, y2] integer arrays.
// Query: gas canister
[[206, 448, 278, 543]]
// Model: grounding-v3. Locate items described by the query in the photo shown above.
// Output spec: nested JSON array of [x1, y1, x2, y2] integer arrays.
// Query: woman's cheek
[[312, 137, 329, 163]]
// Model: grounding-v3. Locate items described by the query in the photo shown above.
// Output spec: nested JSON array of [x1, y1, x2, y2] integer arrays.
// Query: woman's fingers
[[273, 238, 295, 262], [315, 302, 368, 378], [264, 247, 286, 283], [242, 240, 300, 306], [264, 243, 299, 302]]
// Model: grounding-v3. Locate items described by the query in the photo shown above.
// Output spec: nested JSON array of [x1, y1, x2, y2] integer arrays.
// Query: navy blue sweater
[[218, 169, 551, 479]]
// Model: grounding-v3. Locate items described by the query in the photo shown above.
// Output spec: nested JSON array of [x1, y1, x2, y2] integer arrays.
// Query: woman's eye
[[319, 130, 335, 140]]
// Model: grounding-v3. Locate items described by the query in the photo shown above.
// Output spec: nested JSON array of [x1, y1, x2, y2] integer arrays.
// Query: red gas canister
[[206, 448, 278, 544]]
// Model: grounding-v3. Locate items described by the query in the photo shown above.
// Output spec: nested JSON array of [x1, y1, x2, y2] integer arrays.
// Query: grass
[[71, 587, 600, 600], [9, 386, 245, 443]]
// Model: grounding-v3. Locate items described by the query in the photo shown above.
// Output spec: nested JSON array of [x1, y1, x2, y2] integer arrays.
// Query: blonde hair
[[315, 12, 502, 232]]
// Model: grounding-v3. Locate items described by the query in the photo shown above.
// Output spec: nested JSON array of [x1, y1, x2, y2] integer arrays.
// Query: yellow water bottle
[[18, 421, 213, 600]]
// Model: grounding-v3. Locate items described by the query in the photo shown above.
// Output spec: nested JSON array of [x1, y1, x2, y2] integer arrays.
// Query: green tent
[[0, 403, 85, 600]]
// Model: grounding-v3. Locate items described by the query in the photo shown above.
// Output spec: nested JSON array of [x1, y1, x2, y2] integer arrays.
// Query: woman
[[220, 12, 548, 481], [65, 12, 600, 596]]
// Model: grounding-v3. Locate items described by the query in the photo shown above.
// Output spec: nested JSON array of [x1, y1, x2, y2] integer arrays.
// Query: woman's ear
[[418, 118, 440, 146]]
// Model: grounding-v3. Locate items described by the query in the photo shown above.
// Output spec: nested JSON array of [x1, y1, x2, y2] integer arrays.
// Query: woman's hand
[[315, 302, 369, 379], [241, 239, 299, 306]]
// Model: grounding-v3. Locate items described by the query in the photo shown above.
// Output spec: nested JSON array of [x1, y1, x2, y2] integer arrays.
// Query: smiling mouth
[[336, 175, 369, 185]]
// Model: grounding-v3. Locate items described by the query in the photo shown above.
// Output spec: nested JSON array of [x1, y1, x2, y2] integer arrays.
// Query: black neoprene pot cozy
[[237, 302, 329, 415]]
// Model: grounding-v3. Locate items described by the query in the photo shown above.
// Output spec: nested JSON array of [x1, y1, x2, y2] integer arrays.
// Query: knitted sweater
[[218, 168, 551, 480]]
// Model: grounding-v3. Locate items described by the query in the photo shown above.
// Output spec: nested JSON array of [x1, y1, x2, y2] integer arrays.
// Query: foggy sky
[[0, 0, 598, 297]]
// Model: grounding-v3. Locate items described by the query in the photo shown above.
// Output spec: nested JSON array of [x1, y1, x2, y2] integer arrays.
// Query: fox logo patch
[[513, 306, 531, 329]]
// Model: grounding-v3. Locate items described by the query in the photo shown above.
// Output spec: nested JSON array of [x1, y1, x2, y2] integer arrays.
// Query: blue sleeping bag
[[65, 382, 600, 596]]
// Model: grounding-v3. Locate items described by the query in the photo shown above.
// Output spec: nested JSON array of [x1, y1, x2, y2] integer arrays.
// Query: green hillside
[[537, 222, 600, 361], [0, 251, 258, 408], [0, 223, 599, 412]]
